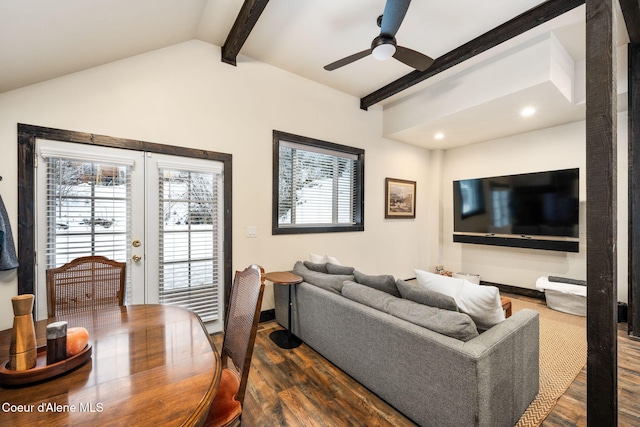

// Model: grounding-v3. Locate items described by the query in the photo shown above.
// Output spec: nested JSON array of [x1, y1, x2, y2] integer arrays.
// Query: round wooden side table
[[266, 271, 303, 349]]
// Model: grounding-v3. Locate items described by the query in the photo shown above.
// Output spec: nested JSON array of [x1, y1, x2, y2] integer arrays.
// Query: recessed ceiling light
[[434, 133, 445, 140], [520, 107, 536, 117]]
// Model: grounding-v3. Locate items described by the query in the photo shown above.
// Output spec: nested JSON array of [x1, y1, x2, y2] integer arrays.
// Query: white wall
[[439, 115, 629, 303], [0, 40, 433, 330], [2, 38, 627, 331]]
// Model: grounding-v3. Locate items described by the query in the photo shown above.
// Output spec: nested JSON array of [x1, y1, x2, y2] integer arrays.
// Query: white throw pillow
[[309, 253, 341, 265], [414, 269, 505, 329], [414, 269, 465, 294], [309, 253, 325, 263]]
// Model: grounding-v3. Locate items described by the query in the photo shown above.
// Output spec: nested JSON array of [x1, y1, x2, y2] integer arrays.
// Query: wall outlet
[[247, 226, 257, 238]]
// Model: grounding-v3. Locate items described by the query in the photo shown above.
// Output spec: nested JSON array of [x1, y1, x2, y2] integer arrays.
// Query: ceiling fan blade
[[380, 0, 412, 38], [393, 46, 434, 71], [324, 49, 371, 71]]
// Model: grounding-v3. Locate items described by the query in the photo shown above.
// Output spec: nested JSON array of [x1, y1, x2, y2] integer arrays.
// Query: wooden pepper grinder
[[9, 294, 37, 371]]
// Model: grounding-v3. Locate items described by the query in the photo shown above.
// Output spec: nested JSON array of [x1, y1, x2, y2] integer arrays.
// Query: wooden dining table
[[0, 304, 220, 426]]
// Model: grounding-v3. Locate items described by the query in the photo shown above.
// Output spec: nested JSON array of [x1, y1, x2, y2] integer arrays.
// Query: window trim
[[272, 130, 364, 235]]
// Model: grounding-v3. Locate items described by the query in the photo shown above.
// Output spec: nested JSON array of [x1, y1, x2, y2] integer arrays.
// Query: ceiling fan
[[324, 0, 434, 72]]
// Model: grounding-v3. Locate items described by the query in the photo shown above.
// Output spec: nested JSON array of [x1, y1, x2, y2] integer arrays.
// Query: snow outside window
[[44, 158, 130, 264], [158, 167, 223, 322]]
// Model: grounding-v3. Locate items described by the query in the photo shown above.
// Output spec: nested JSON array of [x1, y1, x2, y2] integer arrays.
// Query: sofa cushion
[[342, 281, 397, 313], [414, 269, 505, 330], [326, 263, 355, 275], [303, 261, 329, 273], [396, 279, 458, 312], [387, 299, 479, 342], [342, 281, 478, 341], [293, 261, 352, 294], [353, 270, 400, 297]]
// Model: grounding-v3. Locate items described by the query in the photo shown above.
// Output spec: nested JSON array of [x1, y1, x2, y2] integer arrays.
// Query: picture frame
[[385, 178, 416, 219]]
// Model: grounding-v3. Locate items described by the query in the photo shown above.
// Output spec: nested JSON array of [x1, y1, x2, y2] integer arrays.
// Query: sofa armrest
[[464, 308, 540, 426], [463, 308, 539, 356]]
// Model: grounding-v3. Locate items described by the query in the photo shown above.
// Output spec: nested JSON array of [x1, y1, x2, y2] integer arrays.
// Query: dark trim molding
[[360, 0, 585, 110], [221, 0, 271, 66], [585, 0, 618, 423], [620, 0, 640, 45], [271, 130, 365, 235], [17, 129, 36, 296], [480, 281, 546, 300], [406, 277, 547, 301], [259, 309, 275, 323], [17, 124, 234, 318], [629, 43, 640, 338]]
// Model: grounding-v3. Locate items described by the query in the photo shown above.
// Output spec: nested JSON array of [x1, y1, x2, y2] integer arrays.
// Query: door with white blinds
[[145, 153, 225, 332], [35, 141, 225, 333]]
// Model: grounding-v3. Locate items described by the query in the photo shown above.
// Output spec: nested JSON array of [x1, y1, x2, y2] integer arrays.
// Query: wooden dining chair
[[205, 264, 265, 427], [46, 255, 126, 317]]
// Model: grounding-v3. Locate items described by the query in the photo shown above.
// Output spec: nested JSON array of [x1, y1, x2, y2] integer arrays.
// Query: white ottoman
[[535, 277, 586, 316]]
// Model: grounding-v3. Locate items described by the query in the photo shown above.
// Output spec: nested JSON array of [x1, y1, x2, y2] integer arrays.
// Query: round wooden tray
[[0, 343, 92, 387]]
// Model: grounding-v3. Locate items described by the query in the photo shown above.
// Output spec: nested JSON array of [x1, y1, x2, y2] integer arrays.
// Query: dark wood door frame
[[16, 123, 234, 317], [629, 43, 640, 339]]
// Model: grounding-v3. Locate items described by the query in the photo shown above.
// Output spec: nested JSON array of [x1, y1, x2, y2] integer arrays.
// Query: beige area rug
[[513, 298, 587, 427]]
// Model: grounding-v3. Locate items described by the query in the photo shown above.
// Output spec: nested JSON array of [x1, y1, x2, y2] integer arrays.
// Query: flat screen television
[[452, 168, 580, 252]]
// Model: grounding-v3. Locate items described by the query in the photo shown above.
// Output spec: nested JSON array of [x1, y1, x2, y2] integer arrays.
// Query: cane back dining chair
[[205, 264, 265, 427], [46, 255, 126, 317]]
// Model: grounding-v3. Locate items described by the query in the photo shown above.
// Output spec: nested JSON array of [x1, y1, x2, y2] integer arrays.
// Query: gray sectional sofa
[[274, 261, 540, 427]]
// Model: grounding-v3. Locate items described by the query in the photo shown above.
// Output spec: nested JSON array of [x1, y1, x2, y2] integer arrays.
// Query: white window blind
[[278, 141, 358, 227], [158, 167, 222, 322], [43, 156, 132, 300]]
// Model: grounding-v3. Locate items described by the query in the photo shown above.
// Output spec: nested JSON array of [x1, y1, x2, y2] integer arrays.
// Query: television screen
[[453, 168, 579, 239]]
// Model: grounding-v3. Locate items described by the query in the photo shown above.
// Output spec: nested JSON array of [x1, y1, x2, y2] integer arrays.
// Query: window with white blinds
[[273, 131, 364, 234], [158, 167, 222, 322], [44, 157, 131, 270]]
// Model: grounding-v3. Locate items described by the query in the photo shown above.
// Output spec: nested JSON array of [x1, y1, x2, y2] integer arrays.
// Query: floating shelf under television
[[452, 233, 579, 252], [452, 168, 580, 253]]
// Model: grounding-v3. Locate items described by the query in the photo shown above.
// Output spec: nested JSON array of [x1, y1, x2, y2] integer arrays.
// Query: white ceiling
[[0, 0, 631, 149]]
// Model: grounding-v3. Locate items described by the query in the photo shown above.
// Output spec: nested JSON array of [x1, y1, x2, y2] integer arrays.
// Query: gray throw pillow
[[396, 279, 458, 312], [353, 270, 400, 297], [293, 261, 352, 294], [326, 263, 355, 275], [303, 261, 328, 273], [342, 281, 398, 313], [387, 299, 479, 342]]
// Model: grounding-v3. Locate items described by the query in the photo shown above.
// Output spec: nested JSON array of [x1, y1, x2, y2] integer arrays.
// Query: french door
[[35, 140, 225, 333]]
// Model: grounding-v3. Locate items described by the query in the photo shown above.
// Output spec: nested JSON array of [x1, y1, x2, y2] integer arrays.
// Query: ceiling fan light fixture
[[371, 37, 396, 61], [324, 2, 432, 72]]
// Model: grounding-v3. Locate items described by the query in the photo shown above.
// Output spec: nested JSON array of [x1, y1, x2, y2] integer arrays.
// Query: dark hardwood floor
[[212, 295, 640, 426], [212, 321, 416, 426], [542, 323, 640, 427]]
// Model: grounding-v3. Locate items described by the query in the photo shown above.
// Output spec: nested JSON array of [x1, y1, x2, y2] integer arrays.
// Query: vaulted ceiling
[[0, 0, 634, 149]]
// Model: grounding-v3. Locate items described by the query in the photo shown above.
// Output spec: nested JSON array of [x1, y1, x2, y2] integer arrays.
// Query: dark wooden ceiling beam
[[360, 0, 585, 110], [620, 0, 640, 44], [221, 0, 270, 66]]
